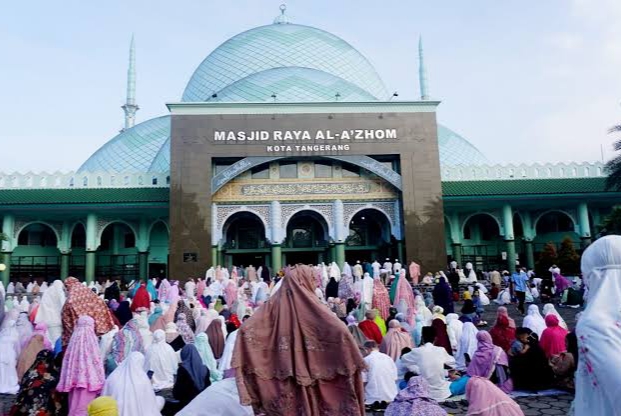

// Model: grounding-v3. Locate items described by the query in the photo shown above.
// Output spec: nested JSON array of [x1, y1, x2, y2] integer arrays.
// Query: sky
[[2, 0, 621, 172]]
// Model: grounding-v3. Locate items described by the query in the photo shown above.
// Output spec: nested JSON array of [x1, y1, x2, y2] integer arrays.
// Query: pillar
[[335, 242, 345, 269], [502, 204, 517, 273], [271, 244, 282, 273], [397, 240, 404, 264], [138, 251, 149, 280], [85, 251, 96, 283], [451, 243, 463, 267], [524, 240, 535, 270], [60, 252, 70, 280], [0, 252, 11, 287], [85, 213, 98, 284], [211, 246, 218, 267], [578, 202, 592, 246]]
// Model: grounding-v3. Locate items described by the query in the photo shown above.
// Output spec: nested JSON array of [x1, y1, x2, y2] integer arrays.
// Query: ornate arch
[[96, 219, 139, 247], [282, 206, 333, 240], [461, 212, 503, 239], [211, 155, 403, 194], [533, 209, 577, 232], [148, 219, 170, 237], [15, 220, 62, 245], [216, 206, 271, 244]]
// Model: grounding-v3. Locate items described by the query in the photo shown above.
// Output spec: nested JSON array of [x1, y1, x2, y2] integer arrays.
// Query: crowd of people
[[0, 238, 618, 415]]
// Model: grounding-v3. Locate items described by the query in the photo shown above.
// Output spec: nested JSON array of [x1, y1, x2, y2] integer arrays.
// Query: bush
[[535, 242, 557, 276], [557, 237, 581, 275]]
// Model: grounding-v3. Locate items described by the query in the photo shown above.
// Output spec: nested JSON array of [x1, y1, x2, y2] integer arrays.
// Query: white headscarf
[[34, 280, 66, 345], [102, 352, 165, 415], [522, 305, 546, 337], [575, 235, 621, 416], [218, 329, 239, 373], [0, 320, 20, 394], [99, 326, 119, 362], [329, 262, 341, 280], [136, 312, 153, 349], [144, 329, 178, 390], [6, 282, 14, 295], [414, 295, 433, 326], [542, 303, 568, 330], [446, 313, 463, 352], [455, 321, 478, 371], [175, 377, 254, 416]]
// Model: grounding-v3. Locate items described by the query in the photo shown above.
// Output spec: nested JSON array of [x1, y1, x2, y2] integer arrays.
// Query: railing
[[442, 161, 605, 181], [10, 256, 61, 281], [0, 171, 170, 189]]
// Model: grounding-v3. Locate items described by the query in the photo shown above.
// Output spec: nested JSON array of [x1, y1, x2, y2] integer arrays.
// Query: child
[[509, 327, 531, 357]]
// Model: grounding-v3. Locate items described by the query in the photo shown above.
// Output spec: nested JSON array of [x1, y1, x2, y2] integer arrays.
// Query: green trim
[[167, 100, 440, 115], [0, 188, 168, 206], [442, 177, 617, 197]]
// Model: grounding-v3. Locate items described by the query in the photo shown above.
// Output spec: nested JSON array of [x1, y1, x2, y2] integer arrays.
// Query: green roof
[[0, 178, 616, 206], [442, 177, 615, 197], [0, 187, 169, 206]]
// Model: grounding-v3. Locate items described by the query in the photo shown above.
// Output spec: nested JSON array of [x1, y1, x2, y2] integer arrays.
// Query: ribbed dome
[[438, 125, 488, 166], [181, 23, 389, 102]]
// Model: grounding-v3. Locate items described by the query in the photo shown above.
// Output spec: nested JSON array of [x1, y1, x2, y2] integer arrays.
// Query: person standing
[[511, 268, 529, 315]]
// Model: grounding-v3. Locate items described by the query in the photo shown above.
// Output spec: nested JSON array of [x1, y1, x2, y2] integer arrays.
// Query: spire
[[418, 36, 429, 100], [273, 4, 291, 24], [121, 34, 139, 131]]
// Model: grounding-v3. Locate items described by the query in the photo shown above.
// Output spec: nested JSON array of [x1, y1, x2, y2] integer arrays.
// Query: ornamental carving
[[215, 205, 271, 243], [241, 183, 370, 196]]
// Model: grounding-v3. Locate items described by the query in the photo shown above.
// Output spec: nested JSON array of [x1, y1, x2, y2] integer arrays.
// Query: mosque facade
[[1, 7, 619, 284]]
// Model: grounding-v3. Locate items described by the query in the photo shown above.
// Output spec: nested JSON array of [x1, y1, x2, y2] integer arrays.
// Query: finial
[[418, 36, 429, 100], [273, 3, 291, 24], [121, 34, 139, 131]]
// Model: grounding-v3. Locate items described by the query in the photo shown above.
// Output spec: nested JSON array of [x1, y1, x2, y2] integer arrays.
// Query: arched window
[[584, 167, 590, 177], [25, 176, 32, 186], [124, 176, 130, 186], [69, 177, 74, 187], [97, 176, 103, 186], [82, 176, 88, 187], [110, 176, 116, 186], [521, 169, 527, 177], [547, 168, 552, 177], [138, 176, 144, 185], [152, 177, 158, 185], [572, 167, 577, 177], [536, 212, 574, 234], [40, 176, 47, 187], [166, 176, 171, 185], [559, 168, 564, 177]]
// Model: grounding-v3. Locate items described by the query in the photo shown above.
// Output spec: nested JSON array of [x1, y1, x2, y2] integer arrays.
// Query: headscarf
[[539, 315, 568, 358], [385, 376, 448, 416], [146, 279, 158, 301], [17, 323, 52, 380], [489, 315, 515, 352], [463, 291, 472, 301], [104, 281, 121, 302], [575, 235, 621, 416], [158, 279, 171, 301], [495, 306, 515, 328], [432, 276, 454, 314], [466, 376, 524, 416], [232, 265, 366, 415], [110, 319, 145, 366], [57, 315, 105, 393], [10, 350, 65, 416], [144, 329, 178, 390], [99, 326, 119, 363], [194, 333, 223, 382], [16, 312, 34, 350], [87, 396, 119, 416], [372, 277, 391, 320], [467, 331, 508, 379], [34, 280, 66, 346], [522, 304, 546, 337], [373, 309, 388, 336], [414, 295, 432, 326], [542, 303, 568, 330], [446, 313, 463, 353], [338, 272, 355, 300], [165, 322, 179, 343], [431, 318, 452, 355], [180, 344, 210, 392], [130, 284, 150, 312], [173, 378, 254, 416], [148, 305, 163, 327], [176, 313, 195, 344], [175, 300, 196, 331], [61, 277, 115, 346], [206, 318, 225, 359], [553, 272, 571, 294], [114, 301, 133, 327], [394, 273, 416, 323], [456, 322, 479, 370], [102, 352, 163, 416], [461, 299, 476, 314], [380, 319, 414, 361]]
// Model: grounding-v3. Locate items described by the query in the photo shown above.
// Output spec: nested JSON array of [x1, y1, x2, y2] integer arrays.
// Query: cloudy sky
[[2, 0, 621, 172]]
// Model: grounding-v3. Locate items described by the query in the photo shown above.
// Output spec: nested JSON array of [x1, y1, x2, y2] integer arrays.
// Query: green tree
[[605, 126, 621, 190], [598, 206, 621, 236], [535, 242, 557, 276], [556, 237, 581, 275]]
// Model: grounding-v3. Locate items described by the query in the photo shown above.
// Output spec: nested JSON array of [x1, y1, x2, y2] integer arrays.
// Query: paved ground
[[1, 301, 580, 415]]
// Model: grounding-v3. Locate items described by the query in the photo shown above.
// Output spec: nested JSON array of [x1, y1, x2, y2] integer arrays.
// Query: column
[[578, 202, 592, 246], [332, 200, 346, 267], [138, 251, 149, 280], [335, 242, 345, 269], [0, 252, 11, 287], [85, 251, 96, 283], [271, 244, 282, 272], [60, 252, 70, 280], [85, 213, 98, 283], [211, 203, 219, 268], [502, 204, 517, 273], [397, 240, 405, 264], [451, 243, 463, 267], [524, 241, 535, 270], [211, 246, 218, 267]]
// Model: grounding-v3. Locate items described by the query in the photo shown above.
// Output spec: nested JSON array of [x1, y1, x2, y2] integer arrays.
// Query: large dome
[[181, 23, 389, 102], [78, 13, 488, 173]]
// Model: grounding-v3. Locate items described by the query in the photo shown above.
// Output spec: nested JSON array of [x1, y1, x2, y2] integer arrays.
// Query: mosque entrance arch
[[461, 213, 503, 271], [283, 210, 329, 266], [345, 208, 394, 264], [221, 212, 269, 269], [96, 222, 138, 283], [13, 222, 61, 283]]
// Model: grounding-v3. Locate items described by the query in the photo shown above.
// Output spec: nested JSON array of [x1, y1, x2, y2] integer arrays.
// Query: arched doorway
[[462, 213, 503, 270], [149, 222, 169, 279], [346, 208, 393, 264], [13, 223, 60, 283], [534, 210, 579, 254], [284, 210, 329, 265], [222, 212, 268, 268], [69, 223, 86, 279], [96, 222, 138, 283]]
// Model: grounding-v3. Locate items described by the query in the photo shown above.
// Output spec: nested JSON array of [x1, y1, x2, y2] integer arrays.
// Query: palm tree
[[605, 125, 621, 190]]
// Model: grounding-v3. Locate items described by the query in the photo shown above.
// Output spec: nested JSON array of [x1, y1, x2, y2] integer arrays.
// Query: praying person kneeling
[[362, 340, 398, 411]]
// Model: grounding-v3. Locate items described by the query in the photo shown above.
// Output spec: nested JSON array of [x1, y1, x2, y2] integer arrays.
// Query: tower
[[121, 35, 139, 131], [418, 36, 429, 100]]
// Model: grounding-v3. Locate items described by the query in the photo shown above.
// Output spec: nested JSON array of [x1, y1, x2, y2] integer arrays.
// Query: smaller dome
[[437, 125, 488, 166], [78, 116, 170, 173], [210, 67, 376, 103]]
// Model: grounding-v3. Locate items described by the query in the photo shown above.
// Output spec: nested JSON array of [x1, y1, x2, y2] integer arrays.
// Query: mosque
[[1, 6, 619, 284]]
